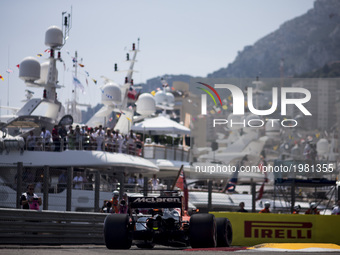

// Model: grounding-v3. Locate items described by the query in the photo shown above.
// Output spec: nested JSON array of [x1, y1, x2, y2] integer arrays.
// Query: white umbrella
[[132, 115, 191, 135]]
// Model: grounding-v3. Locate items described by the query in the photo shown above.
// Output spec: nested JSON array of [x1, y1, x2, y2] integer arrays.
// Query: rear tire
[[189, 213, 216, 248], [216, 217, 232, 247], [104, 214, 132, 249]]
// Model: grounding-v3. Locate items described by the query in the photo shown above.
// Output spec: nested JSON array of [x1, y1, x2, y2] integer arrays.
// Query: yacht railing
[[143, 144, 190, 162], [22, 138, 190, 161], [24, 138, 142, 156]]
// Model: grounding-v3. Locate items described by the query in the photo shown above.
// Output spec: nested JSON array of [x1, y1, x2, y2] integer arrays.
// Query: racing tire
[[216, 217, 232, 247], [104, 214, 132, 249], [189, 213, 216, 248]]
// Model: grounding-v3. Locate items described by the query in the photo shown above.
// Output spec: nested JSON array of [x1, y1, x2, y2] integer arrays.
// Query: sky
[[0, 0, 315, 115]]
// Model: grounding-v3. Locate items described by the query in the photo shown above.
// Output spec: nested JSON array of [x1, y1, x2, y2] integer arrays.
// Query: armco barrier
[[0, 208, 106, 245], [212, 212, 340, 246]]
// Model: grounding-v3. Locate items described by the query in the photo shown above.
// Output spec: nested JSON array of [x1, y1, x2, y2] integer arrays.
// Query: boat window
[[30, 101, 59, 119]]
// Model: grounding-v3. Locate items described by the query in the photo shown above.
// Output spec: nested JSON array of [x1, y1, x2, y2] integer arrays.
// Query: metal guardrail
[[0, 208, 106, 244]]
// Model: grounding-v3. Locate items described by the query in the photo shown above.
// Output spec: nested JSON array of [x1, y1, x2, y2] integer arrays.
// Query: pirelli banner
[[212, 212, 340, 246]]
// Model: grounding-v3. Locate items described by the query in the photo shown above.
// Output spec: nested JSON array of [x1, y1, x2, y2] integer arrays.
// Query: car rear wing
[[129, 196, 182, 209]]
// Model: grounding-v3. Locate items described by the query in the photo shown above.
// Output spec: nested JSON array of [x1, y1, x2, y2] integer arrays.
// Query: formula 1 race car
[[103, 195, 232, 249]]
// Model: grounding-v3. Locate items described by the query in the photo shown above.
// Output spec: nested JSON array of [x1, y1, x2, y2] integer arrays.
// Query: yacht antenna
[[62, 7, 72, 46]]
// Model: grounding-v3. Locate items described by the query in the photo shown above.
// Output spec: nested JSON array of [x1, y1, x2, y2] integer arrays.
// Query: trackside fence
[[0, 208, 106, 245]]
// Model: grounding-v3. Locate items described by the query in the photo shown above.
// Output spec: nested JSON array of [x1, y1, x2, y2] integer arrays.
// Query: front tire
[[189, 213, 216, 248], [216, 217, 232, 247], [104, 214, 132, 249]]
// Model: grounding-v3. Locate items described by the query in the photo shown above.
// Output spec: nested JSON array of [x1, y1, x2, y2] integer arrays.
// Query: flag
[[92, 78, 97, 84], [0, 75, 4, 81], [222, 158, 245, 193], [173, 165, 188, 211], [161, 79, 168, 87], [44, 49, 51, 53], [127, 87, 137, 100], [73, 76, 84, 93], [258, 162, 268, 183], [37, 53, 43, 57], [78, 63, 84, 67], [16, 64, 20, 68], [256, 182, 265, 200], [223, 170, 239, 193], [6, 69, 13, 73]]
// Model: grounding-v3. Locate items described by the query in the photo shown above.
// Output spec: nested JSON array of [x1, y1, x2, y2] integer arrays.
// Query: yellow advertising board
[[212, 212, 340, 246]]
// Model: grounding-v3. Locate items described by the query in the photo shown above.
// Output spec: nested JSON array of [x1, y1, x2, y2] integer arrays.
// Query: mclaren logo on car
[[133, 197, 181, 203]]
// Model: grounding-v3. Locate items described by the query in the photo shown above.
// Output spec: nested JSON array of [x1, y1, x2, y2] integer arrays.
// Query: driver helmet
[[310, 202, 317, 209]]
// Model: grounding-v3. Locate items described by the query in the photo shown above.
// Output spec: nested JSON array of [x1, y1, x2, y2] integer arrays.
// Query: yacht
[[0, 23, 159, 211]]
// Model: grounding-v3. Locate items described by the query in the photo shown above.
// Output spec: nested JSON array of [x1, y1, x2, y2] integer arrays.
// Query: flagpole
[[7, 45, 10, 114], [171, 164, 184, 190], [73, 51, 78, 122]]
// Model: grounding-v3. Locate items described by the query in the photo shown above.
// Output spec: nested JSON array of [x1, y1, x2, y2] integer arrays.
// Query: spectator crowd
[[25, 125, 143, 155]]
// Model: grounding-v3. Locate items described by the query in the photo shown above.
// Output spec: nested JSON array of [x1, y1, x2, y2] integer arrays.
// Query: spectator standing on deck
[[128, 174, 136, 184], [58, 125, 68, 150], [137, 174, 144, 188], [127, 130, 136, 154], [105, 128, 114, 152], [151, 174, 159, 191], [67, 126, 75, 150], [75, 125, 82, 150], [40, 127, 52, 151], [26, 131, 36, 151], [58, 170, 67, 192], [94, 125, 105, 151], [52, 125, 60, 151], [135, 134, 143, 156], [114, 130, 124, 153], [20, 183, 42, 210], [73, 171, 84, 190]]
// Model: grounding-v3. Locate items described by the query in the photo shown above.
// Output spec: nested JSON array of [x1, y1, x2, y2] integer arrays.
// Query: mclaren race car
[[103, 195, 232, 249]]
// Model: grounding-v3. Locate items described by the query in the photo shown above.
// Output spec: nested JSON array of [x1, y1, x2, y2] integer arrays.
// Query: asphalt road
[[0, 245, 339, 255]]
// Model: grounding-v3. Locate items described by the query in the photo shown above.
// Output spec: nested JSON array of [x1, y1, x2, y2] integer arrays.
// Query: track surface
[[1, 245, 340, 255]]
